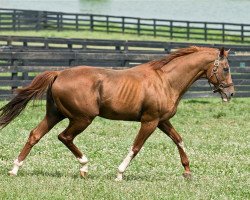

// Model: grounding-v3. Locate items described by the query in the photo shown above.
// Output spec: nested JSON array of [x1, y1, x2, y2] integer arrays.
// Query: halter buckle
[[214, 59, 220, 67]]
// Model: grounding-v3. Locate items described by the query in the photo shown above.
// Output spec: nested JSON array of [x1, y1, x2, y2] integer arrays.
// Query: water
[[0, 0, 249, 24]]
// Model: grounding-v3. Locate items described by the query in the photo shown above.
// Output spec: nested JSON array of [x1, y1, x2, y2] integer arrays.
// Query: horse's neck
[[162, 52, 214, 101]]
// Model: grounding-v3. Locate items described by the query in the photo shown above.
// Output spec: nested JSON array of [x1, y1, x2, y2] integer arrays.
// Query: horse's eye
[[223, 67, 229, 72]]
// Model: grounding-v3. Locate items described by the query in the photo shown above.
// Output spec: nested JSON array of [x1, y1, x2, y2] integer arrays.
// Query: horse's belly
[[98, 103, 141, 121]]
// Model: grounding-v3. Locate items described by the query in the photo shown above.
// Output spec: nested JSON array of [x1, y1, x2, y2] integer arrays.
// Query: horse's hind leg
[[58, 118, 92, 177], [8, 113, 63, 176], [158, 121, 191, 178]]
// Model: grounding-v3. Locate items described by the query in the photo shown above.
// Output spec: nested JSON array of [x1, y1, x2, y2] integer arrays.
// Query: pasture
[[0, 98, 249, 199]]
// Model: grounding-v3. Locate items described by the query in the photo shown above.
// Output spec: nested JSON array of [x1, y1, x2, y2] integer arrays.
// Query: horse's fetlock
[[182, 159, 190, 167]]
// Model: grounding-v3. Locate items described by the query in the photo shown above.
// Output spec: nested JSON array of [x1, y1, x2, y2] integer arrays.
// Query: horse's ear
[[219, 47, 225, 58], [225, 49, 230, 57]]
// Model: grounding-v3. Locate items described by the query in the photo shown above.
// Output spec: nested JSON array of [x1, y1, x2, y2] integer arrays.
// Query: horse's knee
[[28, 130, 41, 146]]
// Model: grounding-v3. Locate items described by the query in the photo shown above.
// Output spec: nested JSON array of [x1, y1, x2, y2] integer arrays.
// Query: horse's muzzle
[[221, 91, 235, 102]]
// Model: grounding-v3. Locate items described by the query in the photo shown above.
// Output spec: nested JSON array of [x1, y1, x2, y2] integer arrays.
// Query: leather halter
[[208, 58, 234, 93]]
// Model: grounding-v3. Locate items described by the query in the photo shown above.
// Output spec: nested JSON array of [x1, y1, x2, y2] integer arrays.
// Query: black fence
[[0, 36, 249, 99], [1, 8, 250, 43]]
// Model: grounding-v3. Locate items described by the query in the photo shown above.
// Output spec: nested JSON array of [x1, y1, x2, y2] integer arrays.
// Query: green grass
[[0, 98, 249, 199], [0, 30, 246, 45], [0, 30, 172, 42]]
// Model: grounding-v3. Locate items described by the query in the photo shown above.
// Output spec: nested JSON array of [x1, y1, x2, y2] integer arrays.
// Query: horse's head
[[206, 47, 235, 102]]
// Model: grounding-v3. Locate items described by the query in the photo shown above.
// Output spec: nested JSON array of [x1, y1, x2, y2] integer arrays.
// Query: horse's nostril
[[231, 93, 234, 97]]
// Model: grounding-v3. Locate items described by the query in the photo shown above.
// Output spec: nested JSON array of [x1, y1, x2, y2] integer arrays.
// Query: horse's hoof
[[115, 172, 123, 181], [8, 171, 17, 176], [115, 177, 123, 182], [80, 171, 87, 178], [183, 172, 192, 179]]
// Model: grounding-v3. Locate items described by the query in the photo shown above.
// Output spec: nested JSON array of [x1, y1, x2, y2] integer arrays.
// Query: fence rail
[[1, 35, 250, 53], [1, 8, 250, 43], [0, 36, 250, 99]]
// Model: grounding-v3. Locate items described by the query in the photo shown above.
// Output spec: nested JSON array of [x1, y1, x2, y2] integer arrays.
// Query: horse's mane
[[150, 46, 214, 70]]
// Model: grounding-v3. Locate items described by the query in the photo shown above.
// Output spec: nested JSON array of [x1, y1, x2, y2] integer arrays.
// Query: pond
[[0, 0, 249, 24]]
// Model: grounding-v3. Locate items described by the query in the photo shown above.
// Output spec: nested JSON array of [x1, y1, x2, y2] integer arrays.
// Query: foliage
[[0, 98, 249, 199]]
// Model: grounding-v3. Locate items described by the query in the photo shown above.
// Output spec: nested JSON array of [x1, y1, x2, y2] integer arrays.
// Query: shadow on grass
[[1, 167, 193, 183], [18, 169, 75, 178], [15, 169, 114, 180]]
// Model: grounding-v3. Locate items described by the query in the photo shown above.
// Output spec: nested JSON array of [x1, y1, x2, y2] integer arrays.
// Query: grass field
[[0, 98, 249, 199], [0, 30, 165, 42], [0, 30, 244, 45]]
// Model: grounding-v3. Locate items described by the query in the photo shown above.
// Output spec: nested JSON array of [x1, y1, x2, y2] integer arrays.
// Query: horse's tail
[[0, 71, 60, 128]]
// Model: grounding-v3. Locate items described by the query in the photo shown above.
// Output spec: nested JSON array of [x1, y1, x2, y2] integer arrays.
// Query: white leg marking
[[178, 141, 186, 152], [8, 159, 23, 176], [78, 155, 89, 175], [115, 149, 134, 181], [78, 156, 88, 165]]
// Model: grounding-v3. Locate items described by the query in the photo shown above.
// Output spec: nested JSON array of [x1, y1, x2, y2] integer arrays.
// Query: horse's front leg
[[158, 121, 191, 178], [116, 119, 159, 181]]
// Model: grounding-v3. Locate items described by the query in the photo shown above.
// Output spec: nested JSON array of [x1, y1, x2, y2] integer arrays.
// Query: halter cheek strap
[[208, 58, 234, 93]]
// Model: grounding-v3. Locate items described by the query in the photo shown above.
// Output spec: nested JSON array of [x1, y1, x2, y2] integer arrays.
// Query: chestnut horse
[[0, 46, 234, 180]]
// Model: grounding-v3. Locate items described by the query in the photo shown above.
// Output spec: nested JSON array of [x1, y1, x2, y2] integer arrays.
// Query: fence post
[[12, 10, 16, 31], [187, 21, 190, 40], [11, 60, 19, 91], [76, 14, 79, 31], [36, 11, 43, 31], [56, 13, 63, 31], [69, 59, 75, 66], [222, 23, 225, 42], [241, 24, 244, 43], [43, 11, 48, 29], [60, 13, 63, 31], [122, 17, 125, 33], [69, 51, 78, 66], [137, 18, 140, 35], [57, 13, 60, 31], [67, 42, 72, 49], [7, 36, 12, 46], [44, 38, 49, 49], [23, 40, 28, 48], [90, 15, 94, 31], [170, 20, 173, 39], [204, 22, 207, 41], [115, 45, 121, 52], [153, 19, 156, 37], [107, 16, 109, 33], [22, 66, 29, 84]]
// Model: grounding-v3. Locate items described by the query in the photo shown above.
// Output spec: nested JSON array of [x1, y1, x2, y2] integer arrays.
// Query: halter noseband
[[208, 57, 234, 93]]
